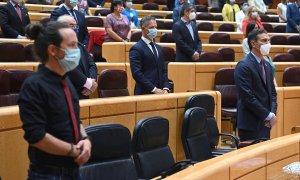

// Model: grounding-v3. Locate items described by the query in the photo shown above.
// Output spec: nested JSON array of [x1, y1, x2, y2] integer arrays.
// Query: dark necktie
[[259, 60, 266, 85], [149, 42, 158, 59], [61, 79, 80, 143], [233, 7, 235, 21], [15, 5, 22, 21]]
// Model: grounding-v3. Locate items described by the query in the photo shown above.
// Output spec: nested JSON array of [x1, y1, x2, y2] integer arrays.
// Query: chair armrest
[[219, 133, 240, 149], [160, 159, 193, 178], [239, 138, 269, 148]]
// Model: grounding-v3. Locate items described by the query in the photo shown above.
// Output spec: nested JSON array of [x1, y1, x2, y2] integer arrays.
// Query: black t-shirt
[[18, 65, 81, 168]]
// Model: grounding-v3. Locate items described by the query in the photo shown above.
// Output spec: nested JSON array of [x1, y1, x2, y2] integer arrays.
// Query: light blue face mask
[[58, 48, 81, 73], [126, 2, 132, 8], [147, 28, 157, 40], [70, 0, 78, 8]]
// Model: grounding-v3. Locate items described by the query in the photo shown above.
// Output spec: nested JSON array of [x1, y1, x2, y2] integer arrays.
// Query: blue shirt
[[121, 9, 139, 28]]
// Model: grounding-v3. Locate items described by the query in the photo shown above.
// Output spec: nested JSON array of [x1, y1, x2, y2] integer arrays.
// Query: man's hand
[[163, 89, 169, 94], [90, 79, 98, 93], [192, 52, 200, 61], [153, 88, 164, 94], [264, 115, 277, 128], [75, 139, 92, 166], [81, 79, 97, 96]]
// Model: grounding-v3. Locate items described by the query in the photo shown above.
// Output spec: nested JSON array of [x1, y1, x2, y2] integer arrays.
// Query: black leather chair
[[283, 66, 300, 86], [184, 94, 239, 156], [132, 116, 191, 179], [80, 124, 138, 180], [182, 107, 212, 162]]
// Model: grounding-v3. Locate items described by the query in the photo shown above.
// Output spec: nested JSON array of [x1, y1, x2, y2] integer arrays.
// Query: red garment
[[87, 30, 106, 52], [242, 18, 264, 37]]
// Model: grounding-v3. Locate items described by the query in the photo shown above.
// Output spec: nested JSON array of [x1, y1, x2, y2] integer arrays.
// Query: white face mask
[[242, 5, 249, 11], [260, 43, 271, 55], [189, 12, 196, 20], [251, 12, 258, 18], [229, 0, 235, 3]]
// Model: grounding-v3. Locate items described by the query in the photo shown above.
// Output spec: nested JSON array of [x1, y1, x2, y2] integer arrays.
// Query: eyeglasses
[[69, 23, 79, 29]]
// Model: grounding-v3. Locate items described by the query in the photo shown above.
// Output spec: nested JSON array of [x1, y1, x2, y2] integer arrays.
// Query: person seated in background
[[0, 0, 30, 39], [77, 0, 91, 16], [286, 0, 300, 33], [242, 22, 258, 55], [104, 0, 131, 42], [277, 0, 287, 22], [264, 0, 273, 9], [174, 0, 194, 8], [248, 0, 267, 14], [57, 15, 98, 99], [173, 3, 202, 62], [242, 6, 264, 37], [51, 0, 89, 46], [122, 0, 139, 29], [222, 0, 240, 22], [235, 2, 249, 32], [173, 0, 188, 23], [87, 0, 105, 7]]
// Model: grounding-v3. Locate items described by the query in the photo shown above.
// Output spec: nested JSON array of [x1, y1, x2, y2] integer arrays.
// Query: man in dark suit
[[129, 16, 169, 95], [234, 29, 277, 141], [172, 0, 187, 23], [50, 0, 89, 46], [57, 15, 98, 99], [286, 0, 300, 33], [0, 0, 30, 38], [172, 3, 202, 62]]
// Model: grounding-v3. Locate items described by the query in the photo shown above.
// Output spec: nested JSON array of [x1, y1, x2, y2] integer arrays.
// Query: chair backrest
[[130, 31, 142, 42], [273, 53, 295, 62], [164, 21, 174, 30], [85, 17, 104, 27], [160, 33, 174, 43], [94, 9, 111, 16], [214, 68, 237, 108], [162, 47, 175, 62], [273, 25, 286, 33], [197, 22, 213, 31], [218, 47, 235, 62], [288, 49, 300, 62], [0, 70, 11, 107], [98, 69, 129, 98], [210, 7, 221, 12], [24, 44, 38, 62], [80, 124, 138, 180], [142, 2, 159, 10], [287, 35, 300, 45], [283, 66, 300, 86], [195, 5, 208, 12], [196, 13, 214, 20], [153, 0, 166, 5], [132, 116, 175, 179], [218, 24, 235, 32], [209, 33, 231, 44], [165, 13, 173, 19], [185, 94, 220, 148], [156, 20, 165, 29], [213, 14, 223, 21], [0, 43, 25, 62], [270, 35, 287, 45], [182, 107, 212, 162], [198, 52, 223, 62], [262, 23, 273, 32], [260, 15, 270, 22]]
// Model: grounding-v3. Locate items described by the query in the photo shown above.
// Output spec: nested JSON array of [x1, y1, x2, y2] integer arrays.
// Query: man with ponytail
[[19, 21, 91, 179]]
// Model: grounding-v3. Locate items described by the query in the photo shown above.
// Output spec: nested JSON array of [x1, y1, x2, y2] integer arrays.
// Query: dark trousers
[[238, 125, 271, 141]]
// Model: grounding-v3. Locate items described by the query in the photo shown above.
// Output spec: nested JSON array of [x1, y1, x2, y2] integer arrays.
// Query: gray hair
[[57, 15, 75, 24], [140, 16, 156, 28]]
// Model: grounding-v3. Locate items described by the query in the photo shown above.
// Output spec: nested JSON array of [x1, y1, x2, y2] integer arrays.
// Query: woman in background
[[242, 6, 264, 37], [222, 0, 240, 21], [277, 0, 287, 22]]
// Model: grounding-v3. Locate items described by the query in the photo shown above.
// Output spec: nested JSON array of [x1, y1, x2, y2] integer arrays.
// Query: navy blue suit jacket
[[50, 6, 89, 46], [286, 3, 300, 33], [129, 39, 169, 95], [234, 53, 277, 131], [172, 19, 202, 62], [67, 43, 97, 99], [0, 2, 31, 38]]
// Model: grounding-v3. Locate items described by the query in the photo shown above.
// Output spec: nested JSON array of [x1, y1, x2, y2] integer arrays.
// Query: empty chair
[[218, 24, 235, 32], [195, 5, 208, 12], [273, 53, 295, 62], [94, 9, 111, 16], [153, 0, 166, 4], [263, 23, 273, 32], [85, 17, 103, 27], [182, 107, 212, 162], [270, 17, 279, 23], [260, 15, 271, 22], [164, 21, 173, 30], [270, 35, 287, 45], [287, 35, 300, 45], [132, 116, 191, 179], [283, 67, 300, 86], [88, 30, 106, 62], [98, 69, 129, 98], [210, 7, 221, 12], [24, 44, 38, 62], [142, 2, 159, 10], [209, 33, 231, 44], [160, 33, 174, 43], [80, 124, 138, 179], [130, 31, 142, 42], [156, 20, 165, 29], [288, 49, 300, 62], [196, 13, 214, 20], [0, 43, 25, 62], [0, 70, 11, 107], [39, 17, 50, 26], [162, 47, 175, 62], [213, 15, 223, 21], [185, 94, 239, 156], [218, 47, 235, 62], [165, 13, 173, 19], [198, 52, 223, 62], [273, 25, 286, 33], [197, 22, 213, 31]]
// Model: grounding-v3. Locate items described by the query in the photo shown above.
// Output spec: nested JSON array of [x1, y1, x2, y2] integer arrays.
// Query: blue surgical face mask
[[70, 0, 77, 8], [126, 2, 132, 8], [57, 48, 81, 73], [147, 28, 157, 40], [73, 28, 79, 35]]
